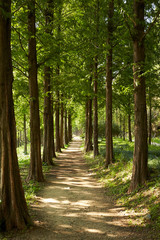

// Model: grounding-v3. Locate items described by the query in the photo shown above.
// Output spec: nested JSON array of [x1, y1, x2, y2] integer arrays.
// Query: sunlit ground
[[30, 139, 149, 240]]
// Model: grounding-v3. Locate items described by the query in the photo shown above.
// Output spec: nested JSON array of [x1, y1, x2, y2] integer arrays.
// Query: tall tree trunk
[[20, 131, 22, 146], [27, 0, 44, 181], [51, 105, 56, 158], [93, 0, 100, 158], [64, 109, 69, 145], [93, 56, 99, 157], [60, 97, 64, 148], [129, 0, 148, 192], [85, 99, 89, 148], [0, 0, 32, 230], [128, 113, 132, 142], [85, 99, 93, 152], [68, 111, 72, 142], [24, 114, 27, 154], [106, 0, 114, 167], [43, 0, 55, 164], [148, 92, 152, 145], [55, 90, 61, 152], [43, 66, 54, 165]]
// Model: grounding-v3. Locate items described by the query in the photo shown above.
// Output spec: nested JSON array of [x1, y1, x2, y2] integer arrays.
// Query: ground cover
[[85, 138, 160, 235]]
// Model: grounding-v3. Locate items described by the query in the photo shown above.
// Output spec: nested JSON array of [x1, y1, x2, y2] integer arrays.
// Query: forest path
[[12, 137, 153, 240]]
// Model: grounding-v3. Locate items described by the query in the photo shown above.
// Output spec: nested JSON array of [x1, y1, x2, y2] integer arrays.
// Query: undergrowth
[[17, 146, 53, 205], [85, 137, 160, 233]]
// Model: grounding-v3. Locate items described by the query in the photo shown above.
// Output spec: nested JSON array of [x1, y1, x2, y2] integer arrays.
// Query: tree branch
[[123, 13, 134, 39], [141, 9, 160, 41], [13, 65, 28, 78], [12, 27, 28, 57], [12, 59, 28, 78]]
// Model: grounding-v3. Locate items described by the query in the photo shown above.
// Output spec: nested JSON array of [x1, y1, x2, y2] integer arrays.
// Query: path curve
[[11, 137, 154, 240]]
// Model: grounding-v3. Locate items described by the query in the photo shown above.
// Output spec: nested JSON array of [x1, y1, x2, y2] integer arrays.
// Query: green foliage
[[17, 145, 52, 205], [98, 122, 121, 139]]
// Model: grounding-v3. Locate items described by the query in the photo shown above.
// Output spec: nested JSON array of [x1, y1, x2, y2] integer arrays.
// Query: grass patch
[[85, 137, 160, 233], [17, 146, 53, 205]]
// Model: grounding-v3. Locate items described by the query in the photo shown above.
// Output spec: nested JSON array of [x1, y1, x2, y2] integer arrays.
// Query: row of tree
[[0, 0, 159, 231]]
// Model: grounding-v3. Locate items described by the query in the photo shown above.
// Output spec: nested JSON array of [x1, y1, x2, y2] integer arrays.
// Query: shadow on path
[[10, 137, 156, 240]]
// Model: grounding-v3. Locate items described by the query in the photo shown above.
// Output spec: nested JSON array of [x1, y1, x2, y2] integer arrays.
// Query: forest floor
[[1, 137, 158, 240]]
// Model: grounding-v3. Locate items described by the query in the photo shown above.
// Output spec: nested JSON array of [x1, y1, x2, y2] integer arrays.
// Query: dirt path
[[9, 138, 155, 239]]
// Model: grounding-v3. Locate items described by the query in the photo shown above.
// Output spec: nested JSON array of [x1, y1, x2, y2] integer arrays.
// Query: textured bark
[[85, 100, 89, 148], [148, 94, 152, 145], [24, 114, 27, 154], [0, 0, 32, 230], [106, 0, 114, 167], [43, 0, 56, 162], [64, 109, 69, 145], [43, 66, 54, 165], [51, 105, 56, 158], [93, 0, 100, 158], [129, 0, 148, 192], [55, 91, 61, 152], [93, 56, 99, 157], [85, 99, 93, 152], [27, 0, 44, 181], [128, 113, 132, 142], [68, 111, 72, 142], [60, 98, 64, 148]]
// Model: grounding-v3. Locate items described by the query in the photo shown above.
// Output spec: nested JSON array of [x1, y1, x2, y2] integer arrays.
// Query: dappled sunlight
[[30, 139, 150, 239], [84, 228, 105, 234], [42, 198, 60, 204]]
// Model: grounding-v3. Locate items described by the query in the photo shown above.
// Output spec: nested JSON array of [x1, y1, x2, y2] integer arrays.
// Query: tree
[[129, 0, 148, 192], [24, 113, 28, 154], [68, 110, 72, 142], [93, 0, 100, 158], [43, 0, 55, 165], [27, 0, 44, 181], [60, 95, 65, 148], [85, 97, 93, 152], [0, 0, 32, 230], [105, 0, 114, 167], [55, 90, 61, 152], [64, 108, 69, 145]]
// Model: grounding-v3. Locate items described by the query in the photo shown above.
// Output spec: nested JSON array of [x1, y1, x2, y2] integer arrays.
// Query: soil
[[1, 137, 158, 239]]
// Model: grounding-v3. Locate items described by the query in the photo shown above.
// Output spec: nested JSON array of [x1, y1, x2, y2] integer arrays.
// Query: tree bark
[[106, 0, 114, 167], [148, 92, 152, 145], [0, 0, 32, 230], [85, 100, 89, 148], [60, 97, 64, 148], [129, 0, 148, 192], [93, 0, 100, 158], [68, 111, 72, 142], [43, 66, 54, 165], [55, 91, 61, 152], [24, 114, 27, 154], [43, 0, 56, 163], [27, 0, 44, 181], [93, 56, 99, 157], [85, 98, 93, 152], [51, 103, 56, 158], [128, 113, 132, 142], [64, 109, 69, 145]]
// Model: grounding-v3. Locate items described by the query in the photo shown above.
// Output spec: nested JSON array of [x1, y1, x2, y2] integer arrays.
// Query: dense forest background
[[0, 0, 160, 232]]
